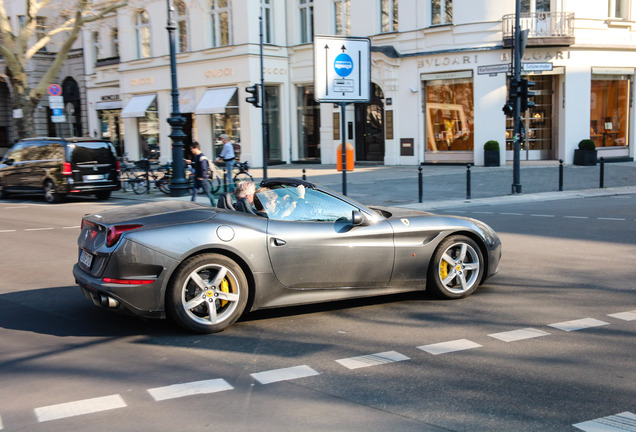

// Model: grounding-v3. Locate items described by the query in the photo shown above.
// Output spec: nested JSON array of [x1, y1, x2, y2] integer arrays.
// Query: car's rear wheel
[[428, 235, 484, 299], [95, 190, 111, 200], [167, 253, 248, 333], [43, 180, 62, 203]]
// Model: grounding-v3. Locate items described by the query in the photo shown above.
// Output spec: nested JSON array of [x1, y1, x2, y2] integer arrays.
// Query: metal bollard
[[418, 166, 423, 203], [558, 159, 564, 191], [302, 168, 306, 181], [466, 163, 472, 200], [223, 172, 228, 193], [600, 157, 605, 188]]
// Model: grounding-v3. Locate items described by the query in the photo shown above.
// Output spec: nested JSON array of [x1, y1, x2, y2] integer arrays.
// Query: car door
[[1, 143, 25, 189], [264, 187, 395, 289]]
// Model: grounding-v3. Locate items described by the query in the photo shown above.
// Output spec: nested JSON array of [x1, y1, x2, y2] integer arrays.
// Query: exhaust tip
[[99, 295, 119, 308]]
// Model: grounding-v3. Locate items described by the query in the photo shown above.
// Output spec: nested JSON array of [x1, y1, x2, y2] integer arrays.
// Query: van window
[[68, 141, 117, 165], [22, 142, 48, 161], [4, 143, 24, 162]]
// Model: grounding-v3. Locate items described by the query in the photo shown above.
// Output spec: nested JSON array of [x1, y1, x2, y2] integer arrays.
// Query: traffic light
[[245, 84, 260, 108], [502, 78, 520, 117], [520, 78, 536, 111]]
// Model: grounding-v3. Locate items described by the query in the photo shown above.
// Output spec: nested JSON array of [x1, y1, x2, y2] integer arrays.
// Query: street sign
[[49, 95, 64, 109], [522, 62, 553, 72], [478, 64, 511, 75], [314, 35, 371, 103], [47, 84, 62, 96]]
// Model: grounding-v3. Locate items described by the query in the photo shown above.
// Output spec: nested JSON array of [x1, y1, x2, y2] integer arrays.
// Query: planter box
[[484, 150, 500, 167], [573, 149, 597, 166]]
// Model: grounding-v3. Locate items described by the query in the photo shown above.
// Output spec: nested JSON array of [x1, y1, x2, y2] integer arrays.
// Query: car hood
[[85, 200, 217, 227]]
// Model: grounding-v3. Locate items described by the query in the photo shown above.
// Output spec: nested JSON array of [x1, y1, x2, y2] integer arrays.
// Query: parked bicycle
[[211, 160, 254, 190], [131, 160, 171, 195]]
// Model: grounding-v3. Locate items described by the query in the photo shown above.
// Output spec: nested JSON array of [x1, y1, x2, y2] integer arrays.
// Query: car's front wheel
[[428, 235, 484, 299], [0, 179, 8, 199], [167, 253, 248, 333]]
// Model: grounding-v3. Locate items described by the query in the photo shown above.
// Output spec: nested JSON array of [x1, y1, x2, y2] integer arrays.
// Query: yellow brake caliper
[[439, 261, 448, 280], [220, 278, 229, 307]]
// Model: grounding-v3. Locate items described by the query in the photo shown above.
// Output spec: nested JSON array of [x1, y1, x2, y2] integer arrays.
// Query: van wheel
[[43, 180, 62, 203], [0, 180, 8, 199], [95, 191, 111, 200]]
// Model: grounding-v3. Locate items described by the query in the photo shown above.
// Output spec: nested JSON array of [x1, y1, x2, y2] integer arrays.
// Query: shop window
[[111, 27, 119, 58], [609, 0, 628, 19], [266, 86, 281, 161], [299, 0, 314, 44], [425, 77, 474, 152], [381, 0, 398, 33], [297, 85, 321, 160], [212, 90, 240, 158], [431, 0, 452, 25], [210, 0, 232, 47], [261, 0, 273, 44], [139, 100, 159, 160], [590, 76, 630, 148]]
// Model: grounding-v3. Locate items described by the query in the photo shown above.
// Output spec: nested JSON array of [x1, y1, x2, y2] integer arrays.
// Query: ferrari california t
[[73, 177, 501, 333]]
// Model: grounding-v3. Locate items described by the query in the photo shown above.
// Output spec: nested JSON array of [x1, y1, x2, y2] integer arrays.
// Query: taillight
[[106, 224, 143, 247], [62, 162, 72, 176], [102, 277, 155, 285], [116, 161, 121, 173], [81, 219, 100, 240]]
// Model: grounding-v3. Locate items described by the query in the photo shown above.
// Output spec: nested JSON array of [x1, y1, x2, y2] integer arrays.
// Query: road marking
[[488, 328, 550, 342], [500, 212, 524, 216], [24, 227, 54, 231], [417, 339, 482, 355], [548, 318, 610, 332], [251, 365, 319, 384], [473, 211, 494, 214], [530, 214, 555, 217], [573, 411, 636, 431], [0, 230, 16, 233], [4, 206, 27, 209], [34, 394, 126, 422], [147, 379, 233, 401], [564, 216, 589, 219], [63, 226, 81, 229], [608, 310, 636, 321], [335, 351, 410, 369], [0, 414, 3, 430], [598, 217, 626, 221]]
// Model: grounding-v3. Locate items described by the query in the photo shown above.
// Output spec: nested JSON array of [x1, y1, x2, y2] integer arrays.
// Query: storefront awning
[[121, 94, 157, 118], [95, 100, 123, 110], [194, 87, 237, 115]]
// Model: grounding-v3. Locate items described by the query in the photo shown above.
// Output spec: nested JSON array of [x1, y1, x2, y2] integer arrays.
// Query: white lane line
[[548, 318, 610, 332], [63, 226, 81, 229], [335, 351, 410, 370], [0, 414, 3, 430], [573, 411, 636, 431], [608, 310, 636, 321], [24, 227, 54, 231], [0, 230, 16, 233], [472, 211, 494, 214], [500, 212, 524, 216], [530, 214, 555, 217], [34, 394, 126, 422], [564, 216, 589, 219], [147, 379, 233, 401], [488, 328, 550, 342], [251, 365, 320, 384], [4, 206, 28, 209], [417, 339, 482, 355], [598, 217, 626, 221]]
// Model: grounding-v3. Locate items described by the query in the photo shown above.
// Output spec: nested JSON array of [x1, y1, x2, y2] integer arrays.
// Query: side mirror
[[3, 158, 13, 166], [352, 210, 369, 226]]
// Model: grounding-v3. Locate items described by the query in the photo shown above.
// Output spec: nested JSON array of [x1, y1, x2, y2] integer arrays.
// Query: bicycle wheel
[[209, 176, 221, 194], [233, 172, 253, 184], [157, 177, 171, 194], [132, 174, 149, 194], [120, 170, 137, 192]]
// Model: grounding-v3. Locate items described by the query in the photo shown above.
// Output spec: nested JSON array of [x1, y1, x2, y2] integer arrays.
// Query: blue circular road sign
[[334, 53, 353, 77]]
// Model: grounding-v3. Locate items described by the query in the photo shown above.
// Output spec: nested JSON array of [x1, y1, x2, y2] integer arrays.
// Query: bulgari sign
[[417, 50, 571, 69]]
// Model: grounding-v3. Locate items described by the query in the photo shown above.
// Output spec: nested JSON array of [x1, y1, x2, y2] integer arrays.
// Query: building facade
[[80, 0, 634, 166]]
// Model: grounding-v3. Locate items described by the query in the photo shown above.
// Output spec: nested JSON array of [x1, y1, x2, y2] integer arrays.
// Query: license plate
[[84, 174, 105, 181], [79, 250, 93, 268]]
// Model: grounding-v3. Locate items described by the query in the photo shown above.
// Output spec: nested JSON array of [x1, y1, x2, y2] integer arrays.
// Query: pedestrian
[[186, 141, 215, 206], [214, 134, 236, 189]]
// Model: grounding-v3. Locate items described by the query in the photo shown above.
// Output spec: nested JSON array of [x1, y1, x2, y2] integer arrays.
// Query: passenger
[[255, 185, 306, 219], [233, 181, 256, 214]]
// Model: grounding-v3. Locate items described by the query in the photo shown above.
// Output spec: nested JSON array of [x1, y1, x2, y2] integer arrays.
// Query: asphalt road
[[0, 193, 634, 431]]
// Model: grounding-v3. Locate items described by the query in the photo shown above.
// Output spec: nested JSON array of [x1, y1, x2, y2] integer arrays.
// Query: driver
[[255, 185, 306, 220]]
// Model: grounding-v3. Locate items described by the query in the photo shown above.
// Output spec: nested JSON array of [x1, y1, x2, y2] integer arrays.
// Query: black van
[[0, 137, 120, 203]]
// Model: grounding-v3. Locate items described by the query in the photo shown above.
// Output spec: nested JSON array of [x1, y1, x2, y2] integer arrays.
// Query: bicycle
[[212, 160, 253, 190], [118, 155, 143, 192], [131, 161, 171, 195], [233, 161, 253, 183]]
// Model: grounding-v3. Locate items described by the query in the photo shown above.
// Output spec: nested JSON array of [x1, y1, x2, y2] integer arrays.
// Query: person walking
[[214, 134, 236, 189], [187, 141, 215, 205]]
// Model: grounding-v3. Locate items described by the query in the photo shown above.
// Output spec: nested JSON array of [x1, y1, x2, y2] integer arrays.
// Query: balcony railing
[[502, 12, 575, 47]]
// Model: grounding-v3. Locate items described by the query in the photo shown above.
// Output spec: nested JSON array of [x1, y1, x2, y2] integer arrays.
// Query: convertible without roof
[[73, 178, 501, 333]]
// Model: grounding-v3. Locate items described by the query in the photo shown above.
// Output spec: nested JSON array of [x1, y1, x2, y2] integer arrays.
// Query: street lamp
[[166, 0, 189, 196]]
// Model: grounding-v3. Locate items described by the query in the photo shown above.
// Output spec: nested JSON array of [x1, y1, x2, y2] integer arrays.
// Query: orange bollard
[[336, 142, 354, 172]]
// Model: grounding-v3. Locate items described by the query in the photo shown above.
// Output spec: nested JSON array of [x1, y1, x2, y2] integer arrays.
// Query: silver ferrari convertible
[[73, 178, 501, 333]]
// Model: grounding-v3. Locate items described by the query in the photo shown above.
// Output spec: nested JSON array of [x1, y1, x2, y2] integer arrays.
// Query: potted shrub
[[483, 140, 500, 167], [573, 139, 597, 166]]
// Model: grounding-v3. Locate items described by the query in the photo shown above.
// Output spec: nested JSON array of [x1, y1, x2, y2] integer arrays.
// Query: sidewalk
[[112, 160, 636, 210]]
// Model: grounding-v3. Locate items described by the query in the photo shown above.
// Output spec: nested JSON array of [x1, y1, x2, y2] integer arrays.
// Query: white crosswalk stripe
[[608, 310, 636, 321], [573, 411, 636, 431], [335, 351, 410, 369], [489, 327, 550, 342], [251, 365, 320, 384], [417, 339, 482, 355], [34, 394, 127, 422], [549, 318, 609, 332], [147, 379, 233, 401]]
